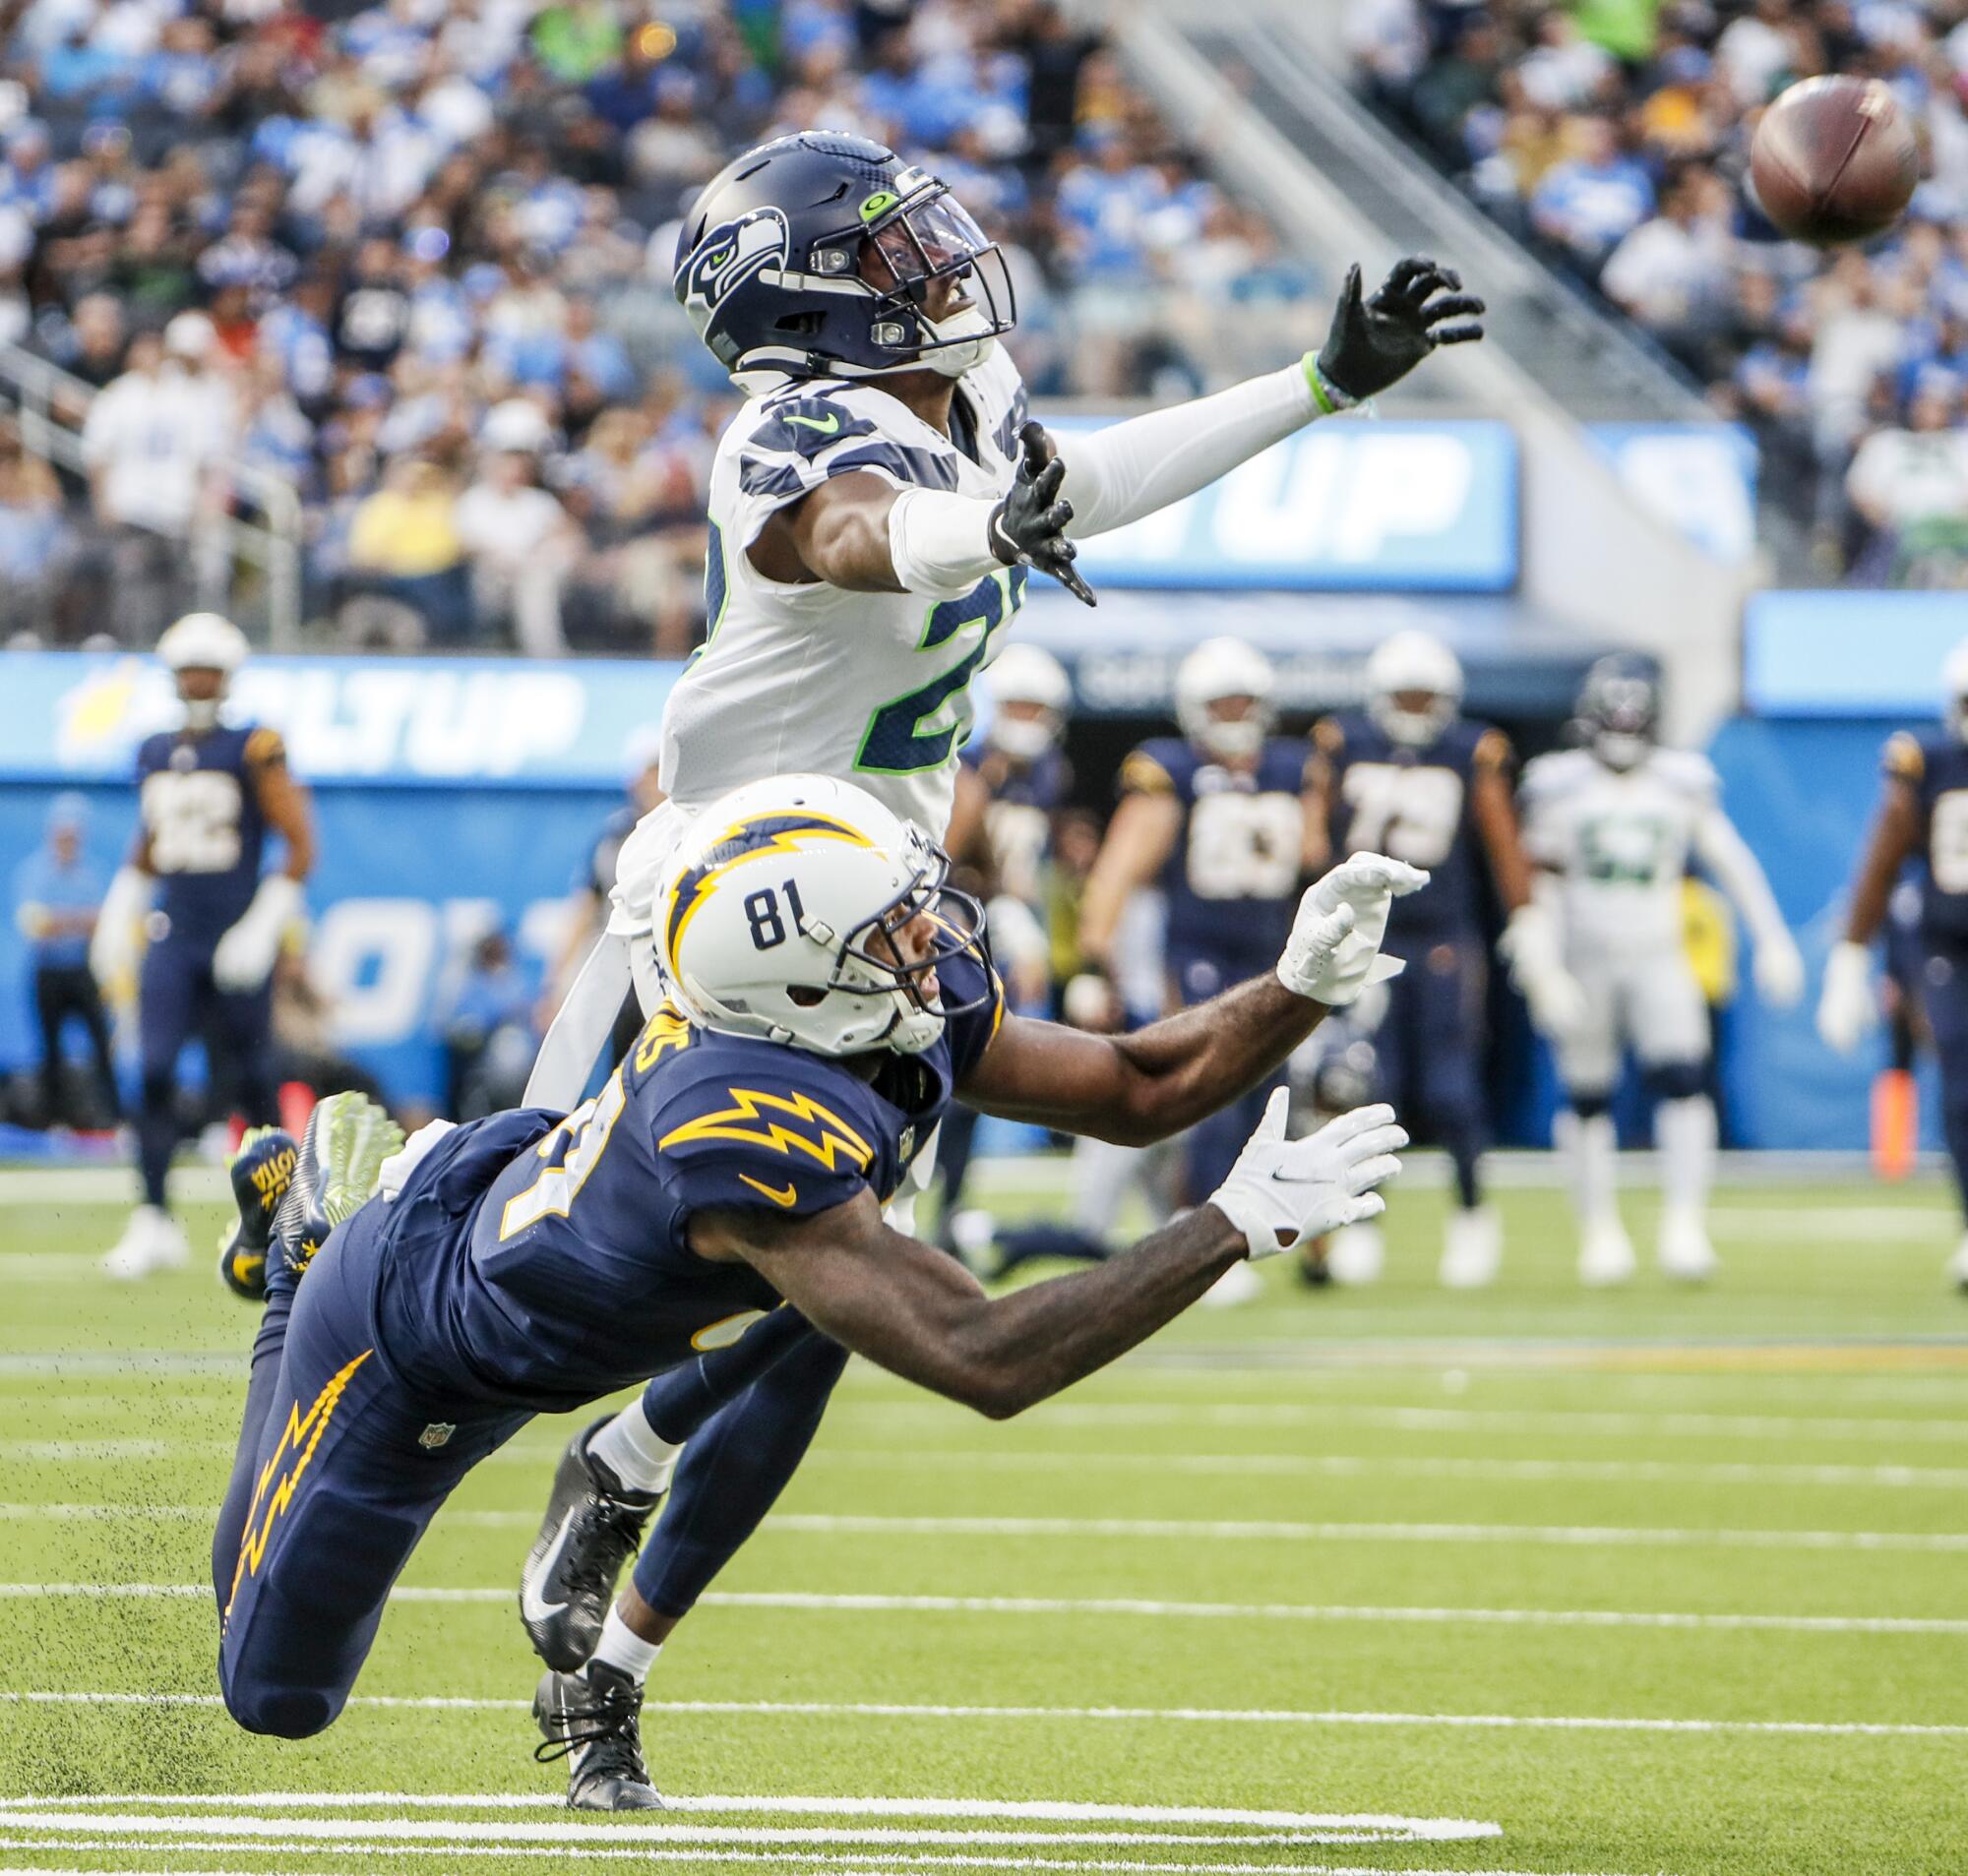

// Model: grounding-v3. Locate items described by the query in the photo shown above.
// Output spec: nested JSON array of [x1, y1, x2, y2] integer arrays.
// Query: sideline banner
[[0, 651, 680, 784]]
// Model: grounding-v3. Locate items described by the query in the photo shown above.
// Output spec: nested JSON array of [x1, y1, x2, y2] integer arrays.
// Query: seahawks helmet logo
[[679, 207, 791, 337]]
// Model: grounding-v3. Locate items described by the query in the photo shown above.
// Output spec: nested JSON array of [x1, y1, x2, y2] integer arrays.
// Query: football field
[[1, 1161, 1966, 1876]]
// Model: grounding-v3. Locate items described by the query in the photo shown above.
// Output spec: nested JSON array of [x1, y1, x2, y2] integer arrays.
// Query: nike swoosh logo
[[784, 412, 840, 435], [522, 1506, 579, 1626], [739, 1174, 799, 1208]]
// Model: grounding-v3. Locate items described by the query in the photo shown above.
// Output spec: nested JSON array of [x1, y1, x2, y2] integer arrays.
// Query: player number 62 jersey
[[660, 347, 1032, 836]]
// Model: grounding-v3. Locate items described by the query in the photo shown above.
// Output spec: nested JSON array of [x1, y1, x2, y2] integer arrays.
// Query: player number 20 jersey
[[660, 348, 1032, 837]]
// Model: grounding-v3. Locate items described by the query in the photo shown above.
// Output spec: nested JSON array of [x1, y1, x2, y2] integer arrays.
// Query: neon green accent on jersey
[[784, 411, 842, 436]]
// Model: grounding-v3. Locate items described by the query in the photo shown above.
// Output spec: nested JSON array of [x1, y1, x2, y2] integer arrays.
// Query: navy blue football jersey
[[1314, 713, 1510, 938], [962, 745, 1069, 907], [1884, 729, 1968, 941], [135, 723, 280, 942], [1122, 737, 1310, 983], [374, 946, 1004, 1414]]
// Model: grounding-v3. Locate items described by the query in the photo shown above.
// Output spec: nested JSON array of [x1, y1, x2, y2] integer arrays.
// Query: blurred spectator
[[1530, 118, 1656, 274], [0, 414, 69, 635], [343, 449, 471, 644], [438, 929, 536, 1120], [455, 404, 581, 654], [1600, 167, 1734, 370], [11, 793, 118, 1128], [1846, 373, 1968, 584]]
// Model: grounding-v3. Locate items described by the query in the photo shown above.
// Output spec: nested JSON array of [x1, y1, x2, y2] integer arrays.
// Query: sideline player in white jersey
[[1519, 657, 1804, 1285], [526, 128, 1486, 1104]]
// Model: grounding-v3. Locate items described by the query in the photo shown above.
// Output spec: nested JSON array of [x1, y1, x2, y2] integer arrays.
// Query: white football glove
[[1816, 939, 1876, 1055], [1499, 901, 1586, 1039], [1753, 933, 1806, 1009], [1277, 852, 1430, 1006], [89, 865, 153, 993], [1208, 1086, 1407, 1259], [212, 875, 302, 993]]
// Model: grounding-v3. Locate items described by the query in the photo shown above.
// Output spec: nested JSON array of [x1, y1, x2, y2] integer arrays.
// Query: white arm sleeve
[[886, 486, 1003, 599], [1693, 805, 1789, 953], [1052, 363, 1322, 540]]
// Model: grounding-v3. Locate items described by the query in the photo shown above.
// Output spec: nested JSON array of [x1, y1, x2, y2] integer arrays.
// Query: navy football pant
[[1919, 941, 1968, 1221], [213, 1204, 527, 1738], [1169, 947, 1286, 1202], [1372, 936, 1486, 1210], [139, 932, 277, 1208]]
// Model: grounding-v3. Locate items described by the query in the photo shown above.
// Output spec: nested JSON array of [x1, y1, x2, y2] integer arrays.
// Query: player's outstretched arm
[[213, 738, 315, 994], [1481, 753, 1586, 1036], [970, 854, 1426, 1146], [1051, 257, 1484, 542], [697, 1092, 1403, 1420]]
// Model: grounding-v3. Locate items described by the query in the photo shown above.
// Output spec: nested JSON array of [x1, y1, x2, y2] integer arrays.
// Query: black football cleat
[[522, 1417, 662, 1671], [268, 1092, 403, 1288], [217, 1127, 298, 1301], [533, 1662, 664, 1811]]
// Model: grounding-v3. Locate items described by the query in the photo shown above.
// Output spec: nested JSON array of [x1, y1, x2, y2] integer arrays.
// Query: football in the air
[[1750, 75, 1919, 245]]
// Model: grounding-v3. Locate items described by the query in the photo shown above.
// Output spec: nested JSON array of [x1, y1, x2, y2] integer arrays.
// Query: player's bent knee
[[218, 1661, 346, 1738], [1642, 1060, 1707, 1104]]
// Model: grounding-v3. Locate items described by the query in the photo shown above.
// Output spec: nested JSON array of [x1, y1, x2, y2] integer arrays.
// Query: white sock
[[1655, 1094, 1716, 1217], [586, 1403, 684, 1495], [589, 1606, 661, 1686], [1568, 1111, 1618, 1226]]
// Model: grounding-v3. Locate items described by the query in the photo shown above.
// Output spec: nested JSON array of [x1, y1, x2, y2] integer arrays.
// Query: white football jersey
[[1519, 746, 1718, 955], [658, 345, 1033, 838]]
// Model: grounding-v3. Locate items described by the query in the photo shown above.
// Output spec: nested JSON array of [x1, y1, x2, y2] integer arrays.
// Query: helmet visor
[[856, 190, 1015, 356]]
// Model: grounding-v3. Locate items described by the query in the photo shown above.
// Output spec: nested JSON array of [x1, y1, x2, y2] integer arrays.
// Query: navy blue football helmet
[[1575, 654, 1660, 770], [673, 131, 1016, 383]]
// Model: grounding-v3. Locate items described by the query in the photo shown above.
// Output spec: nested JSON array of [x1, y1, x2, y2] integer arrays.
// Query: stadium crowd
[[0, 0, 1320, 653], [1351, 0, 1968, 583]]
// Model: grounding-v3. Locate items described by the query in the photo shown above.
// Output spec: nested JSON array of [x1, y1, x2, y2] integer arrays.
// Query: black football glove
[[1315, 257, 1486, 404], [989, 420, 1097, 608]]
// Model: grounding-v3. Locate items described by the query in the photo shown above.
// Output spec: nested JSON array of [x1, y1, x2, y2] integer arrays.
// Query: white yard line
[[834, 1400, 1968, 1442], [5, 1691, 1965, 1736], [8, 1501, 1968, 1550], [14, 1437, 1968, 1490], [5, 1582, 1966, 1636]]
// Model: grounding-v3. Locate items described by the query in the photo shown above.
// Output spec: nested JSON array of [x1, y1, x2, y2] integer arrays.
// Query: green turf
[[1, 1163, 1966, 1875]]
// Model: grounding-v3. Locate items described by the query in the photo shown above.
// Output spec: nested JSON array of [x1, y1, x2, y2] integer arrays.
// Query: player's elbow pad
[[887, 487, 1001, 597]]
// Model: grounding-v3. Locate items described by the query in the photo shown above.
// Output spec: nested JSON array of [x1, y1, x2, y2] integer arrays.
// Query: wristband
[[1303, 356, 1359, 416]]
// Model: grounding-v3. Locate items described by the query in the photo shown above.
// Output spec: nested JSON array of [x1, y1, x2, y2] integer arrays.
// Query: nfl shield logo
[[418, 1422, 456, 1451]]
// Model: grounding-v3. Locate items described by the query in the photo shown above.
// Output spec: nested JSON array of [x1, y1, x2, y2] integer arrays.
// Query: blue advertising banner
[[1047, 418, 1519, 593], [0, 651, 680, 784], [1585, 423, 1757, 563], [1744, 590, 1968, 717]]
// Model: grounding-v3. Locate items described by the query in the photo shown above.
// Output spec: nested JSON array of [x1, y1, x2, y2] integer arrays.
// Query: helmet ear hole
[[787, 985, 828, 1007]]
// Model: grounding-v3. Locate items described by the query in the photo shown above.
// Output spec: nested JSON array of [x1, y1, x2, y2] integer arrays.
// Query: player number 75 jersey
[[659, 347, 1033, 836]]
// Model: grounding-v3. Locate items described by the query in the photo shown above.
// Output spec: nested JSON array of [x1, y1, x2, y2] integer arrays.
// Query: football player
[[1819, 638, 1968, 1288], [1308, 630, 1581, 1288], [525, 129, 1484, 1104], [935, 642, 1074, 1232], [211, 775, 1421, 1801], [1076, 637, 1317, 1300], [91, 614, 315, 1279], [1521, 657, 1804, 1284]]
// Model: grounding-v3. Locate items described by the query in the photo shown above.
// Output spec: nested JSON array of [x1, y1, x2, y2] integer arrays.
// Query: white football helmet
[[1365, 630, 1462, 748], [1175, 636, 1276, 763], [1944, 637, 1968, 743], [156, 612, 249, 731], [985, 643, 1071, 761], [653, 774, 989, 1059]]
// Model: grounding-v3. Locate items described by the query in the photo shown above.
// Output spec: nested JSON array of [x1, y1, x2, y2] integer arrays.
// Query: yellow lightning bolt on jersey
[[660, 1086, 875, 1175]]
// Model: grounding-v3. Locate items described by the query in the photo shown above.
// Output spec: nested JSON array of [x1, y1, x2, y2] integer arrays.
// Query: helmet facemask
[[843, 188, 1015, 378], [833, 841, 990, 1055], [1586, 676, 1658, 770]]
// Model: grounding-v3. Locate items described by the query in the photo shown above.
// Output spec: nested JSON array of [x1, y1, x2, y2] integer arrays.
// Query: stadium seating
[[1352, 0, 1968, 583], [0, 0, 1322, 653]]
